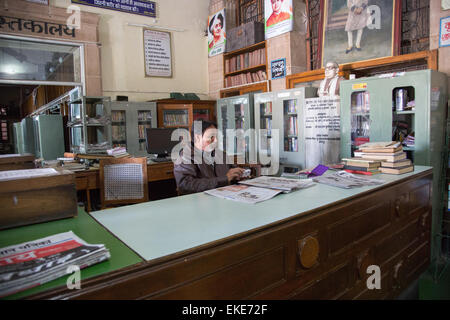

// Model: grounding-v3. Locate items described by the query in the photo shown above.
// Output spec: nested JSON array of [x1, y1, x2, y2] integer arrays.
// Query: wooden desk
[[74, 161, 175, 211], [0, 154, 35, 171], [16, 166, 432, 300]]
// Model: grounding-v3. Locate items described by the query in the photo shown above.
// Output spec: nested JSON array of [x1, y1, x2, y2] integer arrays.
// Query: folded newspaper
[[238, 176, 315, 193], [204, 185, 282, 204], [204, 177, 315, 204], [0, 231, 110, 297], [312, 170, 385, 189]]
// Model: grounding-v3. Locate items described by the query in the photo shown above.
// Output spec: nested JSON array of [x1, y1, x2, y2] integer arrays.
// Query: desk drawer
[[148, 163, 174, 182]]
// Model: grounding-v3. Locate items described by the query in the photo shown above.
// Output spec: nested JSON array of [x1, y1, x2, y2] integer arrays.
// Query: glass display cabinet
[[216, 93, 255, 162], [68, 90, 112, 154], [156, 100, 216, 129], [340, 69, 448, 260], [254, 87, 317, 170], [109, 101, 157, 156]]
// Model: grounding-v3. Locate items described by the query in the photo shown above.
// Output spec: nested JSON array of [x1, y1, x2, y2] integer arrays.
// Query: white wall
[[51, 0, 210, 101]]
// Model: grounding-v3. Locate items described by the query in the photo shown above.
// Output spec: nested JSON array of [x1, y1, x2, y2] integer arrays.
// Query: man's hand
[[226, 168, 246, 183]]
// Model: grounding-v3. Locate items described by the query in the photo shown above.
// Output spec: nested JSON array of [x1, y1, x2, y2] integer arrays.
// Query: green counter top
[[0, 207, 144, 299], [91, 166, 432, 263]]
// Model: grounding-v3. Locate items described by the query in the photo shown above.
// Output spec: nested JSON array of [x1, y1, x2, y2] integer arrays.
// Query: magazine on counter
[[0, 231, 110, 298], [204, 185, 282, 204], [238, 176, 315, 193], [312, 170, 385, 189]]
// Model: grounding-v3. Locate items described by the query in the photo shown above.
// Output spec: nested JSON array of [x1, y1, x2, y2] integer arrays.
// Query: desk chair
[[99, 157, 148, 209]]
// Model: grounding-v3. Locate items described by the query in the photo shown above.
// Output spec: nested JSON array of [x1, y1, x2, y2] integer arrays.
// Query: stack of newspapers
[[0, 231, 110, 297], [204, 176, 315, 204]]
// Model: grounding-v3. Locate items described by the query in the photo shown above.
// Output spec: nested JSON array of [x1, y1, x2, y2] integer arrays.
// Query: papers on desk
[[205, 185, 282, 204], [238, 176, 315, 193], [312, 170, 385, 189], [205, 176, 315, 204], [0, 231, 110, 298], [0, 168, 58, 182]]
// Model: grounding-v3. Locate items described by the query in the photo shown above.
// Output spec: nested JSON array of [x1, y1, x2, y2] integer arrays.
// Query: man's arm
[[174, 163, 229, 195]]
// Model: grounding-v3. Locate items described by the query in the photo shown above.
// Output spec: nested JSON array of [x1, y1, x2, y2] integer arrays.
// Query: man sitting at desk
[[173, 120, 245, 195]]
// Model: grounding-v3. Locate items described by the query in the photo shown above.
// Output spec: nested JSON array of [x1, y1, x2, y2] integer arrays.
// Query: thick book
[[380, 159, 412, 168], [343, 165, 381, 172], [359, 146, 403, 153], [342, 158, 381, 168], [379, 165, 414, 175], [359, 152, 407, 162]]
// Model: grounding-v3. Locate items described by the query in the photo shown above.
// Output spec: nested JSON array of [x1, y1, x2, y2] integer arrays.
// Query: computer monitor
[[145, 128, 181, 159]]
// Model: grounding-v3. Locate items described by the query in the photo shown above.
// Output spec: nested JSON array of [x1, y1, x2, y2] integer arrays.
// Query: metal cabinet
[[254, 87, 317, 170], [33, 114, 65, 160], [109, 101, 157, 156], [340, 69, 448, 260], [216, 93, 255, 162]]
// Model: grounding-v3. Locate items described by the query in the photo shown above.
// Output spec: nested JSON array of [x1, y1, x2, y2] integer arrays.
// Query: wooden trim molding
[[286, 50, 439, 89]]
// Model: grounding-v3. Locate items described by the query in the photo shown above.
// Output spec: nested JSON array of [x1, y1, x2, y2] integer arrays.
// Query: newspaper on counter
[[0, 231, 110, 298], [312, 170, 385, 189], [205, 185, 282, 204], [238, 176, 315, 193], [0, 168, 58, 182]]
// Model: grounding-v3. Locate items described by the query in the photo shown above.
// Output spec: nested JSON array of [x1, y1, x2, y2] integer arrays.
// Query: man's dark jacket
[[173, 148, 233, 195]]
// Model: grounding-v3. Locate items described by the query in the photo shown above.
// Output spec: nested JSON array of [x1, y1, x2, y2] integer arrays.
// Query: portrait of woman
[[208, 11, 226, 56]]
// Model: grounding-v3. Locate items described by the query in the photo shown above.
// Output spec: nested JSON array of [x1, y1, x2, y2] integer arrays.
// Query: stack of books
[[106, 147, 130, 158], [341, 158, 382, 175], [354, 141, 413, 175]]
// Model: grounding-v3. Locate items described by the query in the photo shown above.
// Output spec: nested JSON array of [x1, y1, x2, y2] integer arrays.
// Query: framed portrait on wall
[[208, 9, 226, 57], [264, 0, 293, 39], [318, 0, 401, 68]]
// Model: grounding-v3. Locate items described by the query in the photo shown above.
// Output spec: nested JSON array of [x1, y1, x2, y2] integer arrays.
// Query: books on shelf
[[262, 102, 272, 115], [284, 137, 298, 152], [111, 111, 126, 122], [164, 113, 189, 126], [225, 70, 267, 87], [137, 111, 152, 121], [224, 48, 266, 74], [351, 91, 370, 113]]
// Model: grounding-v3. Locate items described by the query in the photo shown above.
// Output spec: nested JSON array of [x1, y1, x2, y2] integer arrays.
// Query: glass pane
[[194, 109, 209, 121], [259, 102, 272, 152], [220, 105, 228, 150], [283, 99, 298, 152], [71, 126, 83, 150], [138, 110, 152, 150], [111, 111, 126, 148], [0, 38, 81, 82], [234, 103, 245, 129], [163, 109, 188, 126], [351, 91, 370, 151]]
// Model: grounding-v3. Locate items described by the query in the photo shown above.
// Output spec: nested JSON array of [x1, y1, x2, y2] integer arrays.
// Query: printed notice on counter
[[304, 98, 341, 169], [144, 29, 172, 77]]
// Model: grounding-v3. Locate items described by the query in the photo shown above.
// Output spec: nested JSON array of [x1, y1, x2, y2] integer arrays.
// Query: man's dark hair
[[209, 13, 224, 34], [191, 119, 217, 139]]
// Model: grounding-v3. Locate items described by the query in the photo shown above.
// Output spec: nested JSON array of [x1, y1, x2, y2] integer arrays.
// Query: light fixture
[[126, 22, 185, 32]]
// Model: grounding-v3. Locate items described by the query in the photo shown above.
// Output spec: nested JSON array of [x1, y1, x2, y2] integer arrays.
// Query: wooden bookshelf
[[222, 41, 269, 92], [155, 99, 216, 128]]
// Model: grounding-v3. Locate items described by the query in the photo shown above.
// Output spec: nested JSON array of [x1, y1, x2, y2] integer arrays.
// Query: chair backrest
[[99, 157, 148, 209]]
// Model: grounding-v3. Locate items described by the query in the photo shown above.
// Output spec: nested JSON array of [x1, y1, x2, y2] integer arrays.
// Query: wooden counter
[[5, 166, 433, 299]]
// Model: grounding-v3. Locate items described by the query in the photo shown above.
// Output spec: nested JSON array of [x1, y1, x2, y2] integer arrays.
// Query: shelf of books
[[284, 99, 298, 152], [163, 109, 189, 127], [350, 91, 370, 154], [223, 41, 268, 89], [111, 110, 127, 148]]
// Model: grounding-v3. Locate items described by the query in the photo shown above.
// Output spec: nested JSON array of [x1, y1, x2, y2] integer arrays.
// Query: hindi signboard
[[304, 98, 341, 168], [72, 0, 156, 18], [144, 29, 172, 77]]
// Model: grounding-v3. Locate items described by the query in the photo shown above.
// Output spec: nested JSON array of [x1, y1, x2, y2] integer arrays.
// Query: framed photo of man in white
[[319, 0, 401, 68]]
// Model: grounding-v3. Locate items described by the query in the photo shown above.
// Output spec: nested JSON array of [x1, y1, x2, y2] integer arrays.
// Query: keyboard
[[150, 158, 171, 163]]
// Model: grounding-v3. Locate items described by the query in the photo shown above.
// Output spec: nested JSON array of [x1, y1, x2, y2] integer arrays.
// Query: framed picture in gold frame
[[318, 0, 401, 68]]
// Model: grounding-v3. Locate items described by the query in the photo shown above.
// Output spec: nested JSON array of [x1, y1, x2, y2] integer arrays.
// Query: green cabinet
[[109, 101, 157, 156], [33, 114, 65, 160], [340, 69, 448, 260], [21, 117, 36, 156], [217, 93, 255, 163], [255, 87, 317, 171], [12, 122, 22, 154]]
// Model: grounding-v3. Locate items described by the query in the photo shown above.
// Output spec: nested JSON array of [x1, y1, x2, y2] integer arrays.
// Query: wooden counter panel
[[152, 247, 286, 299], [26, 170, 433, 300]]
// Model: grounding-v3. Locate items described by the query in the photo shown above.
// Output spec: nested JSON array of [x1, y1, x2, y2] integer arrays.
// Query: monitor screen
[[145, 128, 182, 158]]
